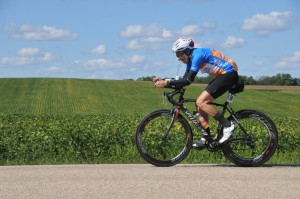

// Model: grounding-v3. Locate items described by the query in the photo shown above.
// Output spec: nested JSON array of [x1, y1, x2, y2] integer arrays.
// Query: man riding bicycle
[[154, 37, 239, 148]]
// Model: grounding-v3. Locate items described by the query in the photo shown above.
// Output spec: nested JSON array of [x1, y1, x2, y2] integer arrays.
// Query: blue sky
[[0, 0, 299, 80]]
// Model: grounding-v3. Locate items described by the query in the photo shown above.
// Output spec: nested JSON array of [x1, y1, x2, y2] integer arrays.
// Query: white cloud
[[121, 24, 173, 38], [126, 39, 143, 49], [290, 51, 300, 62], [74, 54, 145, 71], [3, 22, 16, 31], [241, 11, 292, 36], [1, 48, 54, 66], [274, 51, 300, 69], [121, 24, 173, 50], [126, 38, 163, 50], [120, 24, 172, 38], [143, 37, 165, 43], [121, 22, 215, 51], [1, 57, 34, 66], [42, 52, 54, 61], [180, 24, 203, 36], [145, 24, 161, 37], [18, 48, 40, 56], [202, 22, 216, 30], [162, 29, 172, 38], [222, 36, 245, 48], [12, 24, 78, 40], [129, 55, 145, 64], [47, 66, 64, 73], [74, 58, 127, 71], [79, 59, 109, 68], [91, 44, 106, 54], [120, 25, 143, 37]]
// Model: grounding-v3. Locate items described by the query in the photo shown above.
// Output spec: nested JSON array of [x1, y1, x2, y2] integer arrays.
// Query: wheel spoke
[[222, 110, 278, 167], [135, 110, 192, 167]]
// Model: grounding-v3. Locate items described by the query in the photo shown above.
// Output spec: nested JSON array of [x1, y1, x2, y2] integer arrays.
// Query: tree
[[136, 76, 156, 81], [239, 75, 257, 85]]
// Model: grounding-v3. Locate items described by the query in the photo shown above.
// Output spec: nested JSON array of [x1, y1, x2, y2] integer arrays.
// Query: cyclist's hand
[[153, 77, 161, 82], [155, 80, 167, 88]]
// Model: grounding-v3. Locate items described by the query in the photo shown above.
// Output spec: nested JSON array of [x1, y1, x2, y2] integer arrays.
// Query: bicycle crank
[[207, 140, 221, 152]]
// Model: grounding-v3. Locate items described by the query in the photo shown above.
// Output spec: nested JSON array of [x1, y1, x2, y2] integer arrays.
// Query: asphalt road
[[0, 164, 299, 199]]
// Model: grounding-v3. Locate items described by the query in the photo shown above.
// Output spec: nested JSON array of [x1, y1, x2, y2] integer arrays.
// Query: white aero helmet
[[172, 37, 194, 54]]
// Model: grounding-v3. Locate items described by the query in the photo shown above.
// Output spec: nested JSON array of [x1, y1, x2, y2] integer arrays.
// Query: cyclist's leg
[[196, 91, 217, 118], [193, 91, 216, 147], [206, 72, 238, 100], [196, 72, 238, 143]]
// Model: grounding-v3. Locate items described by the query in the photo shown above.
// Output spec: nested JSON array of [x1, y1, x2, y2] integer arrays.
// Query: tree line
[[136, 73, 300, 86]]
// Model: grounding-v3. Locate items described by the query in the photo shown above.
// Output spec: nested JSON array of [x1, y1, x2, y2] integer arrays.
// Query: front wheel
[[222, 110, 278, 167], [135, 109, 193, 167]]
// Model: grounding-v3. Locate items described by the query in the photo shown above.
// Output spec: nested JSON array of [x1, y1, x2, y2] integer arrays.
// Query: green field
[[0, 78, 169, 115], [0, 78, 299, 165], [0, 78, 299, 117]]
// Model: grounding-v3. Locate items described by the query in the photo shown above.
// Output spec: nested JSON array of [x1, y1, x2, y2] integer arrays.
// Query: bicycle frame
[[135, 87, 278, 167], [136, 81, 278, 167], [164, 89, 240, 143]]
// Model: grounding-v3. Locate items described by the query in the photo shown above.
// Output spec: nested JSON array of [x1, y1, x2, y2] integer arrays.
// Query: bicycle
[[135, 81, 278, 167]]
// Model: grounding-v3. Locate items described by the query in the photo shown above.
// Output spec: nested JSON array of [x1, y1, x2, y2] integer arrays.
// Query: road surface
[[0, 164, 299, 199]]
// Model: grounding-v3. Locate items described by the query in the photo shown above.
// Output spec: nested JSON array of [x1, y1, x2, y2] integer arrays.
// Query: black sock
[[213, 112, 231, 127], [205, 127, 211, 135], [203, 127, 213, 142]]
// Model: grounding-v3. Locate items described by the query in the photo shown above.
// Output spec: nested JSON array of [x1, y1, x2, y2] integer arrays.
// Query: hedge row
[[0, 113, 299, 165]]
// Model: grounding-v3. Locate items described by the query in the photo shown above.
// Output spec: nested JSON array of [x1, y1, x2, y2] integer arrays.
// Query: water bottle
[[194, 112, 210, 137], [194, 112, 201, 123]]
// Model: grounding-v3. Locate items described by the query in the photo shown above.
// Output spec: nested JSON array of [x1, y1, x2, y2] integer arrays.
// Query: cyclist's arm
[[182, 70, 189, 78], [165, 70, 197, 89]]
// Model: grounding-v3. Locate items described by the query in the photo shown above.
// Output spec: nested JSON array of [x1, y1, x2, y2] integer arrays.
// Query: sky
[[0, 0, 299, 80]]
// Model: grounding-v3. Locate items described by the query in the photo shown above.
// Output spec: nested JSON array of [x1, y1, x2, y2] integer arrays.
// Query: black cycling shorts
[[205, 72, 239, 99]]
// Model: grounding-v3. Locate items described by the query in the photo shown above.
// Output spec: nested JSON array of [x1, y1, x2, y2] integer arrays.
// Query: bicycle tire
[[135, 109, 193, 167], [222, 109, 278, 167]]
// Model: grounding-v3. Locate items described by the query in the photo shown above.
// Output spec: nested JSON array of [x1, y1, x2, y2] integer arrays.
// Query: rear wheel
[[222, 110, 278, 167], [135, 109, 193, 167]]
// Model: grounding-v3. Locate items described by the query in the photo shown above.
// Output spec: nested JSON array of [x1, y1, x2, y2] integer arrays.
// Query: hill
[[0, 78, 299, 118]]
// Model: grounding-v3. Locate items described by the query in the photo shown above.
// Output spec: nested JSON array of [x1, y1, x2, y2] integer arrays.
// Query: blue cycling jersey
[[187, 48, 238, 78]]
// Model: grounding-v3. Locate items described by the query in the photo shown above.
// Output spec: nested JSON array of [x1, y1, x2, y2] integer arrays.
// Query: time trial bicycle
[[135, 81, 278, 167]]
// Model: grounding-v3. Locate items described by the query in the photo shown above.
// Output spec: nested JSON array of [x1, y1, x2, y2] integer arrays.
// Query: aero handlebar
[[164, 89, 196, 106]]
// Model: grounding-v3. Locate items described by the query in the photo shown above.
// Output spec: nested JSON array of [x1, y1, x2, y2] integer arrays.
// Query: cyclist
[[154, 37, 239, 148]]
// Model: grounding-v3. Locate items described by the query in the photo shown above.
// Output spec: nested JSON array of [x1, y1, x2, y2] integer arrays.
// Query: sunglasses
[[176, 51, 184, 57]]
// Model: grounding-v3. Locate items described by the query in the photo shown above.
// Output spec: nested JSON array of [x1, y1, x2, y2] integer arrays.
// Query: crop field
[[0, 78, 171, 115], [245, 85, 300, 94], [0, 78, 299, 165]]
